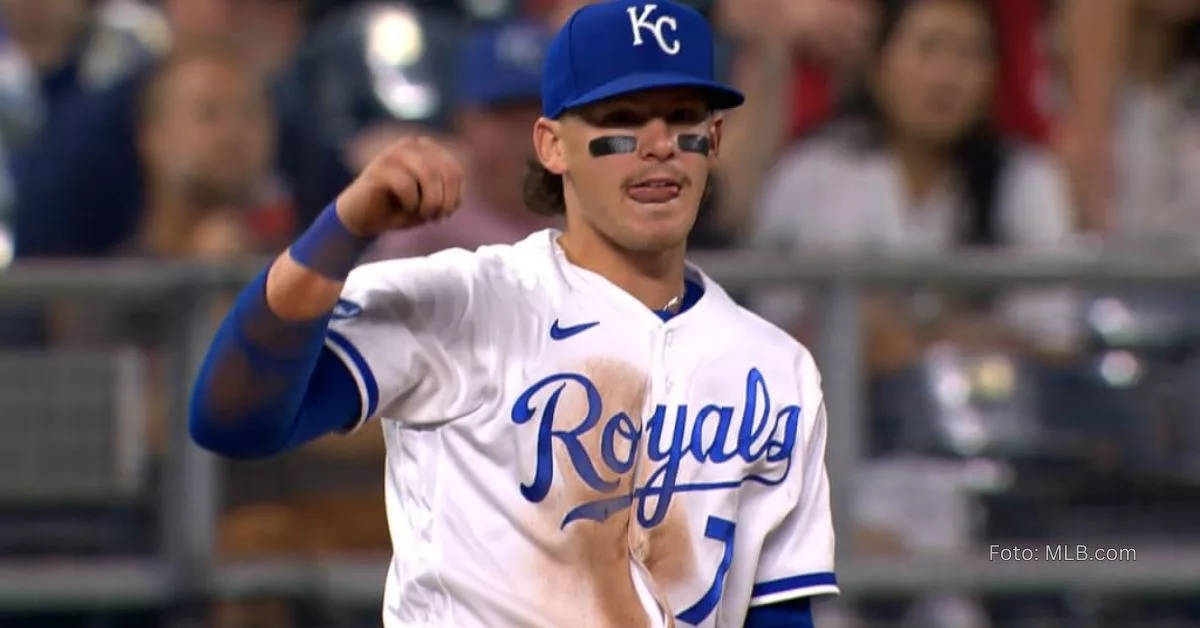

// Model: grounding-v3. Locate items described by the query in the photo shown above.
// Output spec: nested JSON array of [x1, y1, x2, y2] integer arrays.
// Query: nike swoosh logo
[[550, 319, 600, 340], [332, 299, 363, 320]]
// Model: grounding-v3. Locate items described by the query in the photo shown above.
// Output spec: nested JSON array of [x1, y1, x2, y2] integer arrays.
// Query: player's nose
[[638, 118, 677, 161]]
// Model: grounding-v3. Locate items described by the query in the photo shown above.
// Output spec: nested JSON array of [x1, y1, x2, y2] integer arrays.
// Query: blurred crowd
[[2, 0, 1200, 626], [3, 0, 1187, 270]]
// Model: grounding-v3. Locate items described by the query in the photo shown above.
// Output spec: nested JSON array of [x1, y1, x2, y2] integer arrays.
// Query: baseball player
[[189, 1, 838, 626]]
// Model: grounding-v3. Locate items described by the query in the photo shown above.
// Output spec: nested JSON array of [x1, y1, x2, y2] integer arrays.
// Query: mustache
[[621, 165, 692, 188]]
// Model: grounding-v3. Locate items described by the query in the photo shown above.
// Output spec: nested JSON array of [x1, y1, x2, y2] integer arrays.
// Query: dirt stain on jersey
[[527, 358, 696, 628]]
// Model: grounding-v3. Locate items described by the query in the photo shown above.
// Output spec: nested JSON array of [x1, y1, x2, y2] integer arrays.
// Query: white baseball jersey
[[324, 229, 838, 628]]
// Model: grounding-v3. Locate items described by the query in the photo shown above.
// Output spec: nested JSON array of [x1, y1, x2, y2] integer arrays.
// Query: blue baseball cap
[[456, 19, 549, 108], [541, 0, 744, 119]]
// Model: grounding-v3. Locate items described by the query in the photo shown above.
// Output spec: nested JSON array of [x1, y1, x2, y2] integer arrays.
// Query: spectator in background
[[133, 40, 286, 259], [12, 0, 350, 260], [1105, 0, 1200, 245], [298, 2, 464, 179], [709, 0, 877, 237], [165, 0, 304, 78], [0, 0, 164, 266], [0, 0, 162, 154], [43, 40, 282, 433], [747, 0, 1079, 370], [711, 0, 1134, 239], [367, 17, 559, 260]]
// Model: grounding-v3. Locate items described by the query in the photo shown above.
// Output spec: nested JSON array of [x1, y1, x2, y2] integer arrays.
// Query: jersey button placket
[[662, 330, 677, 394]]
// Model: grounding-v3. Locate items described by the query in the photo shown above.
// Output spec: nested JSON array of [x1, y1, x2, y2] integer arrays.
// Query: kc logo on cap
[[628, 4, 681, 55], [539, 0, 744, 119]]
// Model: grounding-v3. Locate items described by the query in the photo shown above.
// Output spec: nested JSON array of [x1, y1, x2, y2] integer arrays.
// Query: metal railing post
[[160, 290, 221, 625], [813, 277, 864, 559]]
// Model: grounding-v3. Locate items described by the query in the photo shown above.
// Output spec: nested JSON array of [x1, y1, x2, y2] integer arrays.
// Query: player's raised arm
[[187, 137, 464, 458]]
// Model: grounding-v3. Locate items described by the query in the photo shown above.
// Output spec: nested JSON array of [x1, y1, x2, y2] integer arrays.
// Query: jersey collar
[[540, 229, 719, 329]]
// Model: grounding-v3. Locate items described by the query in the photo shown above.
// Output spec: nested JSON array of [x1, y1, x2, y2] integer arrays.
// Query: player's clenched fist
[[335, 136, 465, 238]]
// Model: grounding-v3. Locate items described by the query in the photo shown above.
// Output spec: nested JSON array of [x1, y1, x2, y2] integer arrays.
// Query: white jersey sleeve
[[324, 249, 493, 429], [749, 349, 839, 606]]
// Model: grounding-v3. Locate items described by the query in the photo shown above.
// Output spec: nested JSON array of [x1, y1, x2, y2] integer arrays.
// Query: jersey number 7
[[675, 516, 736, 625]]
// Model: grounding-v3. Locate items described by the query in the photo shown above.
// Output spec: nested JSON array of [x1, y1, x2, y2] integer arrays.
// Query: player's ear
[[707, 114, 724, 166], [533, 117, 567, 175]]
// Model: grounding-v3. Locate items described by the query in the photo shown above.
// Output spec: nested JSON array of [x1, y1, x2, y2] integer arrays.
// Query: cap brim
[[553, 71, 745, 118]]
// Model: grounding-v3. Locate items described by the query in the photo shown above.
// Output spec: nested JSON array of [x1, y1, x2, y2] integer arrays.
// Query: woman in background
[[746, 4, 1084, 626], [748, 0, 1079, 371]]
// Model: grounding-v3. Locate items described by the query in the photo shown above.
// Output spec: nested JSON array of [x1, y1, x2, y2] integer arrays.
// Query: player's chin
[[619, 203, 694, 251], [622, 194, 696, 225]]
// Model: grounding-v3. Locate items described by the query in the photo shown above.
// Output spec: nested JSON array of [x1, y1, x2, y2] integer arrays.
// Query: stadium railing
[[3, 249, 1200, 611]]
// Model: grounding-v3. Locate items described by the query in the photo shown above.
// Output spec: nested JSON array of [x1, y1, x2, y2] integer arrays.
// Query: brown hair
[[522, 157, 566, 216], [137, 39, 252, 125]]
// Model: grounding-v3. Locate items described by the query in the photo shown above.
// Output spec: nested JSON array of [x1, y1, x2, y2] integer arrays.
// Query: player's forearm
[[265, 253, 346, 320], [267, 202, 375, 319]]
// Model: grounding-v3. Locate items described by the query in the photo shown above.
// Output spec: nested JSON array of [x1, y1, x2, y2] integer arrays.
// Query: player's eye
[[595, 110, 645, 127], [667, 108, 709, 125], [589, 106, 708, 128]]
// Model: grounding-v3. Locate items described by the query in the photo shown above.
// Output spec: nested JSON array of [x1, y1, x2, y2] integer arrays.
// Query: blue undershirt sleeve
[[744, 597, 814, 628], [188, 202, 375, 458], [187, 268, 363, 458]]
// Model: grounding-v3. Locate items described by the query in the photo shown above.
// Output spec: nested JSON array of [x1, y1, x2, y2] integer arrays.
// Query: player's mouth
[[625, 176, 683, 204]]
